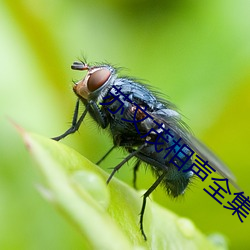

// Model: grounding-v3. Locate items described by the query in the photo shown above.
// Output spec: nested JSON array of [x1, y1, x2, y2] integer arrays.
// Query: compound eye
[[87, 68, 111, 92]]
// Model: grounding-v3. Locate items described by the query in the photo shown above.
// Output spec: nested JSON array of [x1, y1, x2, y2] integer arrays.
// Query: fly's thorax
[[73, 64, 117, 102]]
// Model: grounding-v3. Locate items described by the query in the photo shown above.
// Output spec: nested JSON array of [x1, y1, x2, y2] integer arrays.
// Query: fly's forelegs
[[52, 99, 88, 141]]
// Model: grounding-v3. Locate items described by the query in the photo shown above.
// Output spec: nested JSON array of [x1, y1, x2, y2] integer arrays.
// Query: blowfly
[[52, 60, 239, 240]]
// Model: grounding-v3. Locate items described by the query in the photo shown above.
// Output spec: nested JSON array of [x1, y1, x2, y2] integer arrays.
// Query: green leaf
[[19, 128, 226, 250]]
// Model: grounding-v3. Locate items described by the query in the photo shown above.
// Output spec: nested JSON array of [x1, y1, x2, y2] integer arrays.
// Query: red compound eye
[[87, 68, 111, 92]]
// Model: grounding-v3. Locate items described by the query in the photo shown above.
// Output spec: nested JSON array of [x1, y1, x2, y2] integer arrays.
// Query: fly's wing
[[149, 108, 241, 191], [184, 134, 241, 190]]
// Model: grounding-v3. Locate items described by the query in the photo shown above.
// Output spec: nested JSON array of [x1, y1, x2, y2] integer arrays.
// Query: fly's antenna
[[71, 61, 89, 71]]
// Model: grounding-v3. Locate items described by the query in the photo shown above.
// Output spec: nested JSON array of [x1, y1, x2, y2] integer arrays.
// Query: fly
[[52, 60, 239, 240]]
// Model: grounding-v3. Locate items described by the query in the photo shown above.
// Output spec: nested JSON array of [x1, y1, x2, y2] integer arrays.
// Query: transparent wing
[[149, 109, 241, 191], [184, 133, 240, 190]]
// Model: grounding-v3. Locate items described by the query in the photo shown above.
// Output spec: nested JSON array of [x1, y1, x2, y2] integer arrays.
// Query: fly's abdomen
[[137, 128, 194, 197]]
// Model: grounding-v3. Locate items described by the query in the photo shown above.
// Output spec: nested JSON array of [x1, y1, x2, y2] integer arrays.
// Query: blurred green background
[[0, 0, 250, 249]]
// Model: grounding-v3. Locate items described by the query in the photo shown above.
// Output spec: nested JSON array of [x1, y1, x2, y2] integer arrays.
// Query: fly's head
[[72, 61, 116, 101]]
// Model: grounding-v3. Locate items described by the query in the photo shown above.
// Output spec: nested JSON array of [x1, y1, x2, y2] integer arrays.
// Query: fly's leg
[[107, 144, 146, 184], [89, 100, 107, 129], [140, 173, 166, 240], [96, 145, 116, 165], [52, 99, 108, 141], [97, 135, 145, 166], [52, 99, 88, 141], [133, 160, 141, 189]]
